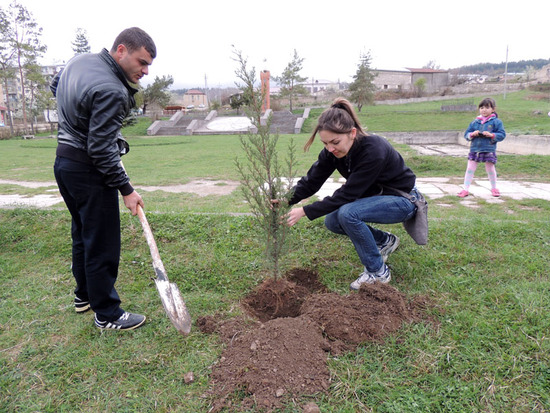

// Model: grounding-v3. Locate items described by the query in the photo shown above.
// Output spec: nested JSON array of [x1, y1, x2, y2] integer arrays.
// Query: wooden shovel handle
[[136, 205, 168, 282]]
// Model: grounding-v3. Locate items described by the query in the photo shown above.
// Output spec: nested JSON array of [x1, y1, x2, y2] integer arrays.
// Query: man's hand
[[123, 190, 144, 216]]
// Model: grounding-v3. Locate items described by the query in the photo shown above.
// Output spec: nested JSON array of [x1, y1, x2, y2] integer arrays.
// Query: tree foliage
[[348, 51, 377, 112], [274, 49, 308, 112], [72, 28, 91, 55], [139, 75, 173, 115], [0, 1, 46, 131], [232, 47, 297, 279], [453, 58, 550, 75], [0, 5, 17, 133]]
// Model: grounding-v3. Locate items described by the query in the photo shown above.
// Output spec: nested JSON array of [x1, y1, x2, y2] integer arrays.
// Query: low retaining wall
[[383, 131, 550, 156]]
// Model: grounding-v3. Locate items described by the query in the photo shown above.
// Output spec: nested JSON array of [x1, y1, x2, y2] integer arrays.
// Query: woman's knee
[[324, 213, 341, 233]]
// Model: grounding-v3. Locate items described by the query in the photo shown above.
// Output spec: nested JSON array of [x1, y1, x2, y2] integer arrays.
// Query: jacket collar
[[99, 48, 139, 96]]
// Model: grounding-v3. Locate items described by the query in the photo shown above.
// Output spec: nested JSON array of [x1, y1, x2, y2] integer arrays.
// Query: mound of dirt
[[301, 282, 419, 344], [198, 268, 432, 412], [207, 316, 330, 412]]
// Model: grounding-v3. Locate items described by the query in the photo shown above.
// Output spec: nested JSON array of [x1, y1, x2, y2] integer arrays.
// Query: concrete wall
[[383, 131, 550, 155], [497, 135, 550, 156], [374, 70, 410, 90], [382, 131, 461, 145]]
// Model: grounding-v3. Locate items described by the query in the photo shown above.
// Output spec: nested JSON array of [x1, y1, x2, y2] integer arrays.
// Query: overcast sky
[[14, 0, 549, 89]]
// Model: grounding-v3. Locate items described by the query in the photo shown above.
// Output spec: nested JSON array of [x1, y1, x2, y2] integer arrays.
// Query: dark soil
[[197, 268, 433, 412]]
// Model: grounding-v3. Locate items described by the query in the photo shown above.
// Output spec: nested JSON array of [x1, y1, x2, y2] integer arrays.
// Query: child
[[458, 97, 506, 197]]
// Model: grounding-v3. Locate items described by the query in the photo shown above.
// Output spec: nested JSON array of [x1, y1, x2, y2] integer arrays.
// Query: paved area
[[1, 176, 550, 209], [0, 144, 547, 209], [314, 177, 550, 204]]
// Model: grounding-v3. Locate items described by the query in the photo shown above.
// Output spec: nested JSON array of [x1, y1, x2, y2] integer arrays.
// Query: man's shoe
[[379, 233, 400, 262], [74, 296, 90, 313], [94, 312, 146, 330], [350, 264, 391, 290]]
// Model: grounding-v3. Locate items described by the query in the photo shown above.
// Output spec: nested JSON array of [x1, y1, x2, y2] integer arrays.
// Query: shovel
[[136, 205, 192, 335], [120, 161, 191, 334]]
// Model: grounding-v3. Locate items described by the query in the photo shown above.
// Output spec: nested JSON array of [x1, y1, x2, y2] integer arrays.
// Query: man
[[51, 27, 156, 330]]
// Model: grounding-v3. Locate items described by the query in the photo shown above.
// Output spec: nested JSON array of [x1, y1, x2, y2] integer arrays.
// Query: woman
[[286, 98, 418, 290]]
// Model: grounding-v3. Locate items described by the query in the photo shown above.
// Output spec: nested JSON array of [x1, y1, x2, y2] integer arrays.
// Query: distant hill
[[451, 58, 550, 75]]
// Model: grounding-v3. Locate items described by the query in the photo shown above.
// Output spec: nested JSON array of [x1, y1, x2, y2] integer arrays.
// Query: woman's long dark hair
[[304, 98, 366, 151]]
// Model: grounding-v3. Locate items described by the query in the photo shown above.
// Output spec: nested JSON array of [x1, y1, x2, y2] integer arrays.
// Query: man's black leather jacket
[[51, 48, 137, 195]]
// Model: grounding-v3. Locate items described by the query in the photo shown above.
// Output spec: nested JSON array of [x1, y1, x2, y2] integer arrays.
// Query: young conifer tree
[[233, 48, 297, 279]]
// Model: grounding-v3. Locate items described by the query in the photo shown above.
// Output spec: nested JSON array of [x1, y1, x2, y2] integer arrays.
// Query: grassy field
[[1, 90, 550, 412]]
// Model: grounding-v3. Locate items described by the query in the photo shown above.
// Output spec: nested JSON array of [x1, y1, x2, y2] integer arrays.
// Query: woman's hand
[[286, 207, 306, 227]]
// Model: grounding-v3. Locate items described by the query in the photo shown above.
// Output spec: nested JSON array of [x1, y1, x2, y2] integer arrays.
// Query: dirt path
[[0, 179, 240, 208], [2, 176, 550, 209]]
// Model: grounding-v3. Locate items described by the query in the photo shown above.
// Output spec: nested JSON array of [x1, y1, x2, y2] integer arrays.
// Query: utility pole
[[503, 45, 509, 99], [204, 74, 209, 108]]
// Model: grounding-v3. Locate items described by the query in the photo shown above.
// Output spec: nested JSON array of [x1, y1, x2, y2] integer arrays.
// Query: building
[[182, 89, 208, 108], [374, 68, 450, 93], [299, 78, 342, 95], [1, 63, 64, 124]]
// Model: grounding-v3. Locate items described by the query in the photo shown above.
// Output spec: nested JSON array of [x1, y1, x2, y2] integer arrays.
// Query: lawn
[[1, 90, 549, 412]]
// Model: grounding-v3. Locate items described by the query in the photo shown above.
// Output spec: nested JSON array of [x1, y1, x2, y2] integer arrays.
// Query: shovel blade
[[155, 279, 192, 335]]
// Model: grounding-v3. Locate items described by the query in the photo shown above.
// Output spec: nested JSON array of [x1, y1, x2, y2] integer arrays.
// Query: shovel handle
[[136, 205, 168, 282]]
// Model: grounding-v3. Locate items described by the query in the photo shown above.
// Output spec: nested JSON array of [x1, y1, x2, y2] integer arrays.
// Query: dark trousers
[[54, 156, 123, 322]]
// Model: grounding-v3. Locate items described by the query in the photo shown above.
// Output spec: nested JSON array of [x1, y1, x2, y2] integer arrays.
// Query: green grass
[[1, 89, 550, 411], [1, 199, 549, 412], [305, 89, 550, 135]]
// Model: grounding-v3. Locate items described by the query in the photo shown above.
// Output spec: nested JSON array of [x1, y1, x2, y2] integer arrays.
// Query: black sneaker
[[94, 312, 146, 330], [74, 296, 90, 313]]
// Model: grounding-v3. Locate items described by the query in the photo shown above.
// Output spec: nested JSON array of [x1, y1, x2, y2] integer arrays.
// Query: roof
[[185, 89, 205, 95], [405, 68, 449, 73]]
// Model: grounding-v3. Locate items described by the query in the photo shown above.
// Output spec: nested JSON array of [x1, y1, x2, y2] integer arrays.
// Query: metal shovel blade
[[137, 205, 192, 335], [154, 279, 192, 335]]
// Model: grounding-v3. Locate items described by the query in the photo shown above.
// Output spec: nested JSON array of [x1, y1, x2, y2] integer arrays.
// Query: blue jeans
[[54, 156, 124, 322], [324, 194, 417, 272]]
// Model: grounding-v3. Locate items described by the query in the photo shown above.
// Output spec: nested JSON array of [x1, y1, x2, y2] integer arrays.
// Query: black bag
[[390, 187, 429, 245]]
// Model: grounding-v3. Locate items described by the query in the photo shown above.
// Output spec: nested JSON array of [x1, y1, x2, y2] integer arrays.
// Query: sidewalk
[[313, 177, 550, 204], [1, 177, 550, 209]]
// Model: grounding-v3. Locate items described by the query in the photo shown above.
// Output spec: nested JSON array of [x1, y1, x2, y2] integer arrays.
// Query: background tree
[[274, 49, 308, 112], [232, 47, 297, 279], [0, 5, 17, 133], [414, 77, 426, 97], [423, 60, 440, 69], [140, 75, 173, 115], [22, 58, 47, 134], [72, 28, 91, 55], [5, 1, 46, 131], [348, 51, 377, 112]]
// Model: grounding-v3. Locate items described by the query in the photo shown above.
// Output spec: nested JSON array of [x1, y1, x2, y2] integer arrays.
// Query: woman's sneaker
[[74, 296, 90, 313], [379, 233, 399, 262], [94, 312, 146, 330], [350, 264, 391, 290]]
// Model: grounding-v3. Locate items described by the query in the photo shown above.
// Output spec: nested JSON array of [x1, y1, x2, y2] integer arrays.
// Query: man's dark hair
[[111, 27, 157, 59]]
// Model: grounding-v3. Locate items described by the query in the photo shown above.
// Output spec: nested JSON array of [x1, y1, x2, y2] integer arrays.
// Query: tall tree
[[140, 75, 174, 115], [232, 47, 297, 279], [274, 49, 308, 112], [5, 1, 46, 131], [348, 51, 377, 112], [72, 28, 91, 55], [22, 57, 47, 134], [0, 5, 16, 133]]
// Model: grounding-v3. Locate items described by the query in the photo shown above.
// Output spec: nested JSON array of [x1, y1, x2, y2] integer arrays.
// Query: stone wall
[[384, 131, 550, 156]]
